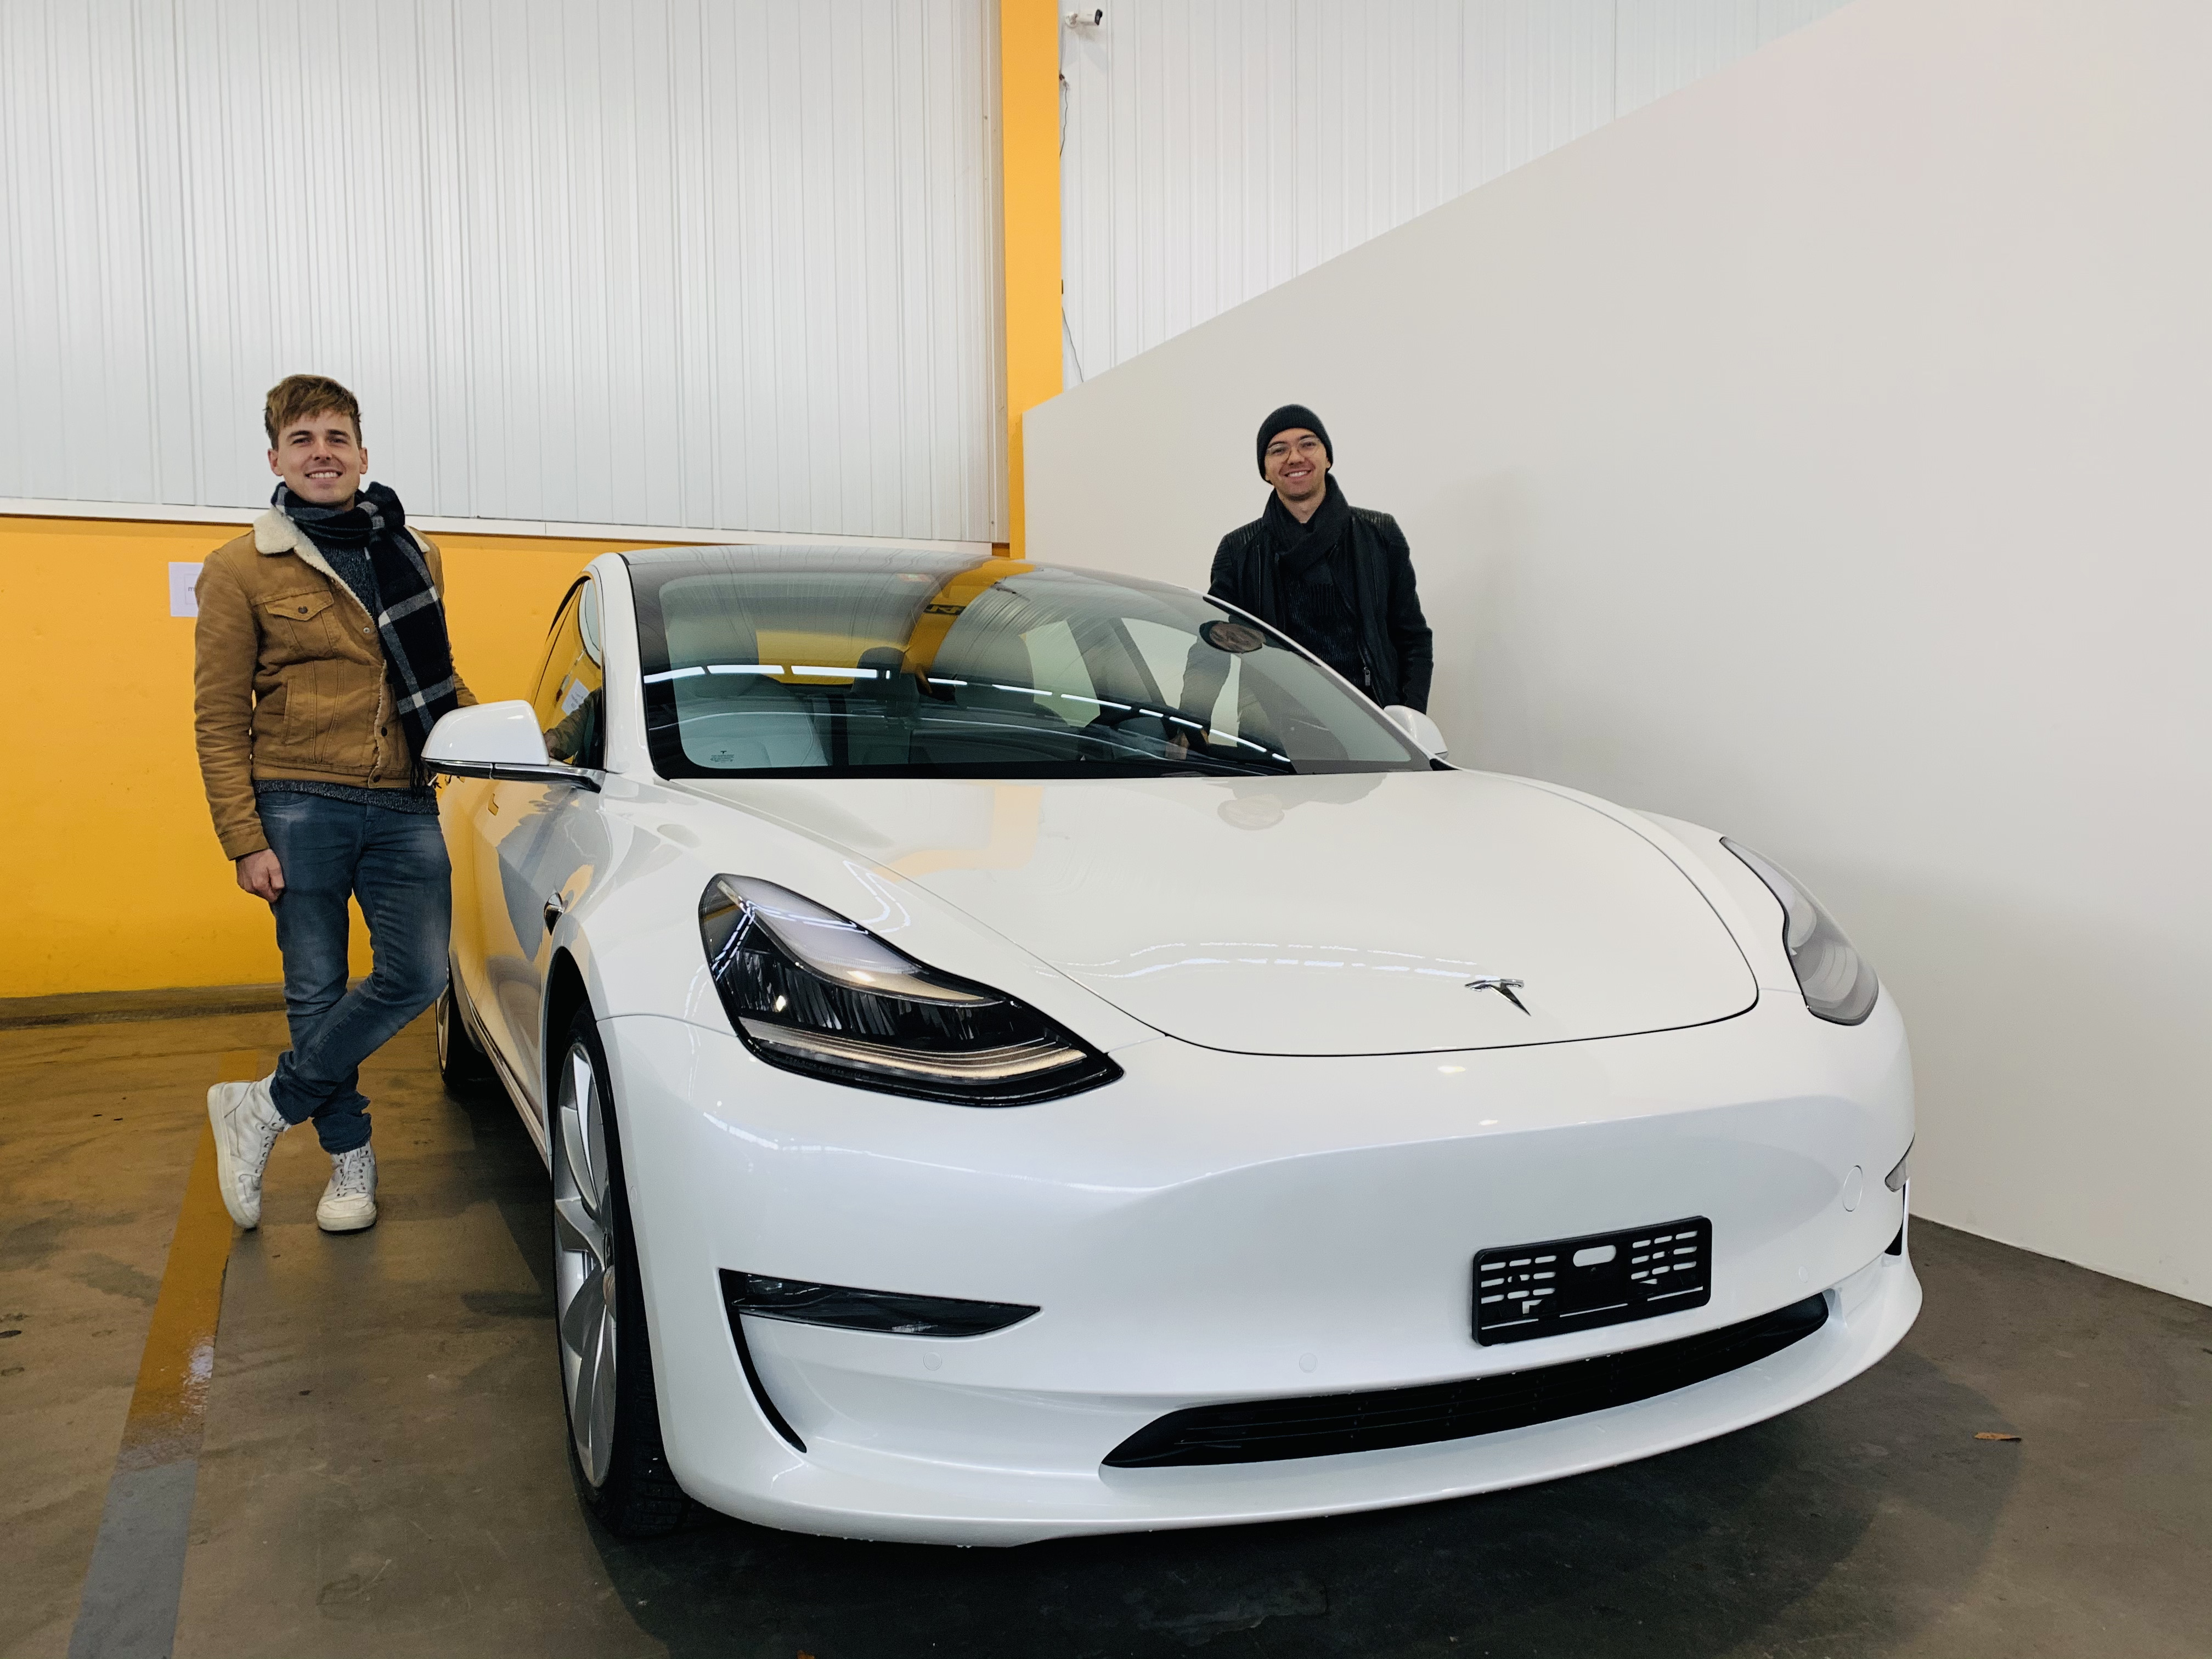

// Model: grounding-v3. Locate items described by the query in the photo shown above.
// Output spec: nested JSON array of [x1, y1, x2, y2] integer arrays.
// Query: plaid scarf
[[274, 481, 461, 773]]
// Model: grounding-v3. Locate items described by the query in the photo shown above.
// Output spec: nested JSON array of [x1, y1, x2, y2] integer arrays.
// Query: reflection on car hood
[[674, 771, 1757, 1057]]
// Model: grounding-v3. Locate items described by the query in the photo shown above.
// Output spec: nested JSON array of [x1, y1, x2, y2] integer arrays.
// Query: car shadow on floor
[[444, 1074, 558, 1316], [582, 1307, 2012, 1655]]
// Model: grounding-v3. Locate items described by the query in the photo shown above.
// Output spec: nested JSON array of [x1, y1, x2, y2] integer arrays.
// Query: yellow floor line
[[113, 1116, 235, 1470], [67, 1049, 259, 1657]]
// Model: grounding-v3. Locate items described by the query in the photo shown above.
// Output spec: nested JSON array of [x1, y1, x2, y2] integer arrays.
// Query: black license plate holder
[[1474, 1216, 1713, 1345]]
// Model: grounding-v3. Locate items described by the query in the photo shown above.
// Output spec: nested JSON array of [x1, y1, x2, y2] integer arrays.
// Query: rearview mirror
[[424, 700, 602, 791], [1383, 704, 1448, 761]]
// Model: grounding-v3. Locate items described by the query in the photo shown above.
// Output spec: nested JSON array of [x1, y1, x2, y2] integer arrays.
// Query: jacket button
[[297, 606, 309, 614]]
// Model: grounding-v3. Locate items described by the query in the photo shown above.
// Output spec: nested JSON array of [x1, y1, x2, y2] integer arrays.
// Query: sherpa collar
[[253, 507, 354, 610], [255, 506, 429, 557], [252, 506, 431, 622], [253, 507, 307, 555]]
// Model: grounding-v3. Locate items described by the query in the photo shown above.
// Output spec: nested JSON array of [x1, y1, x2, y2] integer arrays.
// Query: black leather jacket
[[1208, 500, 1435, 711]]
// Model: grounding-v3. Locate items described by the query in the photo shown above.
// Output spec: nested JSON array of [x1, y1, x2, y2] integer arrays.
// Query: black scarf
[[275, 481, 460, 770], [1262, 475, 1353, 580]]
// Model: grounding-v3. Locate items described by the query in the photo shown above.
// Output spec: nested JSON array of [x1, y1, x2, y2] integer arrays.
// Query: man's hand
[[235, 849, 286, 902]]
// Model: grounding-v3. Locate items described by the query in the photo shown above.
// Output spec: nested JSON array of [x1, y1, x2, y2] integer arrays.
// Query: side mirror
[[424, 701, 602, 791], [1383, 704, 1448, 761]]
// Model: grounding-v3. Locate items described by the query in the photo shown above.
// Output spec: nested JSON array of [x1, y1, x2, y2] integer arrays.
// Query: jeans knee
[[370, 956, 447, 1017], [284, 990, 346, 1036], [400, 964, 448, 1017]]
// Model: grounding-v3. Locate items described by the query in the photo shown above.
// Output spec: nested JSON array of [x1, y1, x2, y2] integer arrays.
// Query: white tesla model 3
[[425, 545, 1917, 1545]]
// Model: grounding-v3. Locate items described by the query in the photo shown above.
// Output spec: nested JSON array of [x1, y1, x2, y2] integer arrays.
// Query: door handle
[[543, 894, 566, 933]]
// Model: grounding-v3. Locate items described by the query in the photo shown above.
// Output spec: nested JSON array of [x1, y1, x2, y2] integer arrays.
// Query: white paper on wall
[[169, 562, 202, 618]]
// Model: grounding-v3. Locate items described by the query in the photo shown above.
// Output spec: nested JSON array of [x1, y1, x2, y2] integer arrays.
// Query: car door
[[467, 578, 610, 1122], [442, 770, 498, 1041]]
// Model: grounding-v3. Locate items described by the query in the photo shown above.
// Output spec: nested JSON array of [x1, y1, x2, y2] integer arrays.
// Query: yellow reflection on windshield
[[899, 561, 1034, 679]]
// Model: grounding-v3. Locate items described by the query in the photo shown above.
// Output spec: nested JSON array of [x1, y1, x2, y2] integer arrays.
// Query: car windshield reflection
[[625, 548, 1425, 780]]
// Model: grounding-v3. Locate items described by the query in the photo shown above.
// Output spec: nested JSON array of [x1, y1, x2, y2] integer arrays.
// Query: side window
[[531, 580, 605, 767]]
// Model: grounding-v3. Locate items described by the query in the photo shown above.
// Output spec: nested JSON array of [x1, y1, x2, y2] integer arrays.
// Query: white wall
[[1028, 0, 2212, 1305], [0, 0, 1003, 543], [1058, 0, 1851, 384]]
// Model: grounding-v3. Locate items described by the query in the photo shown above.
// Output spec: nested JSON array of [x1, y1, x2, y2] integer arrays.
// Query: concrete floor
[[4, 1007, 2209, 1659]]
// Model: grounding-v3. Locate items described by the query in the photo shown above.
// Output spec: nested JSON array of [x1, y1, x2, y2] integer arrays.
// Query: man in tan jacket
[[196, 375, 475, 1235]]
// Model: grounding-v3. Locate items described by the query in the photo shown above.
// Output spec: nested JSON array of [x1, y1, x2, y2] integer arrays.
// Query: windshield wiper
[[1069, 746, 1288, 778]]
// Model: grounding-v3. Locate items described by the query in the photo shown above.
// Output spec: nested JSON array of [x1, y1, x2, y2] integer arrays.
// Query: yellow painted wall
[[4, 15, 1059, 998], [997, 0, 1062, 557], [0, 514, 665, 998]]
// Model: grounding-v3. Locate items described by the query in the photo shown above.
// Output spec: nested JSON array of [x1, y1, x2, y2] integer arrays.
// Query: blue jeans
[[258, 793, 451, 1153]]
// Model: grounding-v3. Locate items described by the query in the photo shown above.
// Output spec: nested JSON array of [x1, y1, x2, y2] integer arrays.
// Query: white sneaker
[[207, 1076, 288, 1229], [317, 1146, 379, 1233]]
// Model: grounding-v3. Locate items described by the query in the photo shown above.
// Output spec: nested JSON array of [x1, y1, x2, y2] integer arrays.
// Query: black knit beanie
[[1255, 404, 1333, 478]]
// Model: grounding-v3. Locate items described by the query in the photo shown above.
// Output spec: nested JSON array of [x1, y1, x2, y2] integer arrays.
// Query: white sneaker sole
[[316, 1203, 380, 1238], [207, 1083, 264, 1230]]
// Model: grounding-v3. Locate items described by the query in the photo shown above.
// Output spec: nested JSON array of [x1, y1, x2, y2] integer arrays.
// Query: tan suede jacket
[[193, 510, 476, 860]]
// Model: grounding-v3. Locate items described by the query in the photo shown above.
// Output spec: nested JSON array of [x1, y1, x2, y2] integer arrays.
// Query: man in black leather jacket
[[1207, 404, 1434, 712]]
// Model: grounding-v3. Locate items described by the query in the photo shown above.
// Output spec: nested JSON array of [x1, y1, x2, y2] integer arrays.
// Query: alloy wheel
[[553, 1040, 618, 1487]]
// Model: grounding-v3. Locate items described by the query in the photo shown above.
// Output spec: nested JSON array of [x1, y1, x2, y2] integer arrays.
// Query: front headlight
[[698, 876, 1120, 1105], [1722, 840, 1881, 1025]]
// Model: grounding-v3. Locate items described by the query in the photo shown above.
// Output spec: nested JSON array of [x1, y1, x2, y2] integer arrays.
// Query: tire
[[550, 1008, 690, 1537], [435, 978, 496, 1090]]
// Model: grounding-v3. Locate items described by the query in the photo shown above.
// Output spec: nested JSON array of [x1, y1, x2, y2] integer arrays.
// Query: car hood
[[674, 771, 1757, 1057]]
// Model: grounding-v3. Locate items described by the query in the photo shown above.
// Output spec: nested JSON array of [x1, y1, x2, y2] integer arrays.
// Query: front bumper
[[608, 996, 1917, 1545]]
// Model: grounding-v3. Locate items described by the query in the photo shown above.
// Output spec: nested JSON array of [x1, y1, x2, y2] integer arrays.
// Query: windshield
[[627, 549, 1426, 780]]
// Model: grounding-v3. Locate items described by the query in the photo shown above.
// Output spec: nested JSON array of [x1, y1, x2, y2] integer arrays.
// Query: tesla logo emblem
[[1465, 977, 1531, 1014]]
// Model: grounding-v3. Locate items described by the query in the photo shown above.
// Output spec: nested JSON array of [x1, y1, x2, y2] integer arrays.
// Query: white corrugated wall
[[2, 1, 1858, 534], [0, 0, 1004, 543], [1058, 0, 1853, 383]]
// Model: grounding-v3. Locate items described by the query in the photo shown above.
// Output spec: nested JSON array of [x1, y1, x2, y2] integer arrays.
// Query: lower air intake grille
[[1103, 1293, 1829, 1469]]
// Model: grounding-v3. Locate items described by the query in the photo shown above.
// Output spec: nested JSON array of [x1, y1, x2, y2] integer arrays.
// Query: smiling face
[[268, 409, 366, 506], [1262, 428, 1329, 509]]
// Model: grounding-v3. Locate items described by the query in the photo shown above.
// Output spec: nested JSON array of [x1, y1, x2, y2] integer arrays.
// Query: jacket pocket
[[251, 677, 293, 759], [260, 590, 340, 664]]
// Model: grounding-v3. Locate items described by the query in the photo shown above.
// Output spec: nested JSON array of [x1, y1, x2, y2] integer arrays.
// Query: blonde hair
[[263, 374, 362, 446]]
